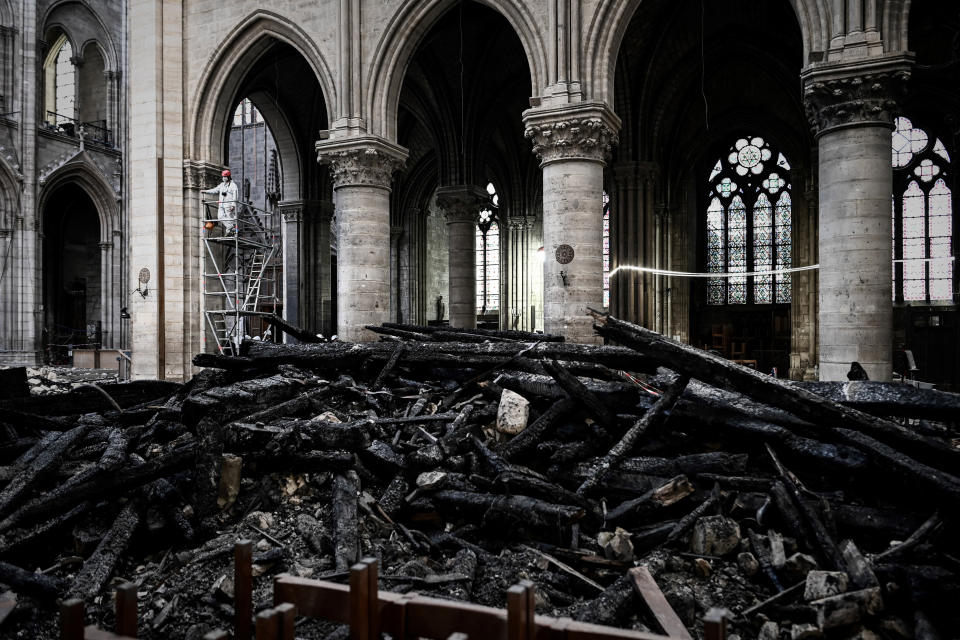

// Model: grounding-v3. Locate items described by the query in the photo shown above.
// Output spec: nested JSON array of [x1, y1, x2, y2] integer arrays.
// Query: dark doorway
[[42, 184, 101, 363]]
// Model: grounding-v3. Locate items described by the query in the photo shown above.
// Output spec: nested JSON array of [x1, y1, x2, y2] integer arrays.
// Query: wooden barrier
[[59, 583, 138, 640], [267, 556, 703, 640], [53, 541, 723, 640]]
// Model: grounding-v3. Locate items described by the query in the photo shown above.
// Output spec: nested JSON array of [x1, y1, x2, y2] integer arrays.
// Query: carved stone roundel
[[555, 244, 575, 264], [139, 268, 151, 284]]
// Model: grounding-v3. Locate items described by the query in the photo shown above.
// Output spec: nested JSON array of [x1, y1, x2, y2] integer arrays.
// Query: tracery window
[[476, 182, 500, 314], [891, 117, 954, 302], [43, 35, 75, 125], [232, 98, 262, 127], [706, 136, 792, 305], [603, 191, 611, 308]]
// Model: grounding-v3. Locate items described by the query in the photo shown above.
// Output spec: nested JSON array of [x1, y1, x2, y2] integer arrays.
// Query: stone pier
[[316, 137, 407, 342], [803, 60, 910, 381], [437, 185, 487, 330], [524, 104, 620, 343]]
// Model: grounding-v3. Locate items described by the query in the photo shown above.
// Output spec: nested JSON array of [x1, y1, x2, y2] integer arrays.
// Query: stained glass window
[[892, 117, 928, 168], [775, 192, 792, 303], [892, 117, 954, 303], [476, 182, 500, 313], [706, 136, 792, 305], [603, 191, 611, 308], [707, 197, 725, 305]]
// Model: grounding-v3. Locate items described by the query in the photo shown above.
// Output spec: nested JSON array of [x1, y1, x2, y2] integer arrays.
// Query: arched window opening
[[228, 97, 280, 210], [603, 191, 611, 308], [476, 182, 500, 315], [706, 136, 792, 305], [892, 117, 954, 303], [232, 97, 262, 127], [77, 43, 110, 145], [43, 35, 75, 128]]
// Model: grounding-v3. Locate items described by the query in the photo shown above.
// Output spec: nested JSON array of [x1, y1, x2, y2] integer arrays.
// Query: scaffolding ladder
[[202, 200, 281, 355]]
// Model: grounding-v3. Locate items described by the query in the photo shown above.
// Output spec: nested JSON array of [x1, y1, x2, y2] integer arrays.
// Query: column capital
[[436, 184, 488, 225], [523, 102, 621, 166], [390, 226, 404, 242], [801, 56, 912, 138], [315, 135, 408, 190], [104, 70, 120, 81], [278, 199, 335, 223], [69, 55, 84, 68], [182, 159, 223, 190], [98, 241, 113, 250], [278, 200, 304, 223]]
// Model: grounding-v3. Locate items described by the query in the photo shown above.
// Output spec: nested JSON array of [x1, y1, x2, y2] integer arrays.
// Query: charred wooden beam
[[576, 374, 688, 495], [68, 500, 142, 599], [797, 381, 960, 422], [333, 471, 360, 572], [239, 310, 322, 343], [1, 380, 180, 416], [593, 314, 960, 496], [498, 398, 576, 461], [0, 424, 91, 517], [0, 560, 66, 601], [542, 359, 619, 430], [381, 322, 565, 342], [0, 444, 196, 533]]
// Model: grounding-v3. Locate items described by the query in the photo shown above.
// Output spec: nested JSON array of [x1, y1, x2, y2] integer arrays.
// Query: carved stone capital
[[802, 57, 912, 138], [278, 200, 304, 223], [183, 159, 223, 190], [316, 135, 408, 190], [523, 102, 621, 166], [390, 226, 404, 242], [279, 199, 334, 223], [69, 55, 83, 68], [98, 242, 113, 250], [507, 215, 535, 231], [436, 185, 488, 225]]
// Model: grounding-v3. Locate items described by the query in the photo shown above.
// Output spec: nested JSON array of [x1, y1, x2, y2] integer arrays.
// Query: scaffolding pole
[[202, 200, 281, 355]]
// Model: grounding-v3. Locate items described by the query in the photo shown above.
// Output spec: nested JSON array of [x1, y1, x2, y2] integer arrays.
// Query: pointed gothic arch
[[367, 0, 547, 141], [585, 0, 828, 106], [38, 156, 119, 242], [188, 11, 335, 171]]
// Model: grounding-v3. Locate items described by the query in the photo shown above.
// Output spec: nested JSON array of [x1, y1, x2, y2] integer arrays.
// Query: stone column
[[437, 185, 487, 330], [278, 200, 304, 340], [316, 136, 407, 342], [316, 201, 335, 337], [104, 70, 119, 146], [803, 59, 910, 381], [524, 103, 620, 343], [99, 241, 114, 348], [387, 225, 403, 323]]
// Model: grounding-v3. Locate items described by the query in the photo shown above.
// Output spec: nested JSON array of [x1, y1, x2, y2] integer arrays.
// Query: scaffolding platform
[[202, 200, 282, 355]]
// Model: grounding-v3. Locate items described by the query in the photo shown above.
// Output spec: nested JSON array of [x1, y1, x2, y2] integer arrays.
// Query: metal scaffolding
[[202, 200, 281, 355]]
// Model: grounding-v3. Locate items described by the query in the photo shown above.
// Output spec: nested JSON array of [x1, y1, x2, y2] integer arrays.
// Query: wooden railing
[[60, 540, 730, 640]]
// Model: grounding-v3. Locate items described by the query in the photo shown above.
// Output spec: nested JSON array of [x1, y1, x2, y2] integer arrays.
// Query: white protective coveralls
[[202, 178, 240, 224]]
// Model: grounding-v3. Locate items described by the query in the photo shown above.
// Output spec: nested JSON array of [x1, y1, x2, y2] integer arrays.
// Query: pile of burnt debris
[[0, 313, 958, 639]]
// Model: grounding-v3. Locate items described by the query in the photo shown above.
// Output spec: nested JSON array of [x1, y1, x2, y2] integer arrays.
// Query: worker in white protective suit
[[202, 169, 240, 234]]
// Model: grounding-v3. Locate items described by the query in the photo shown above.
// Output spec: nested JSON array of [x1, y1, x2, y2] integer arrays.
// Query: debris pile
[[0, 314, 958, 639]]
